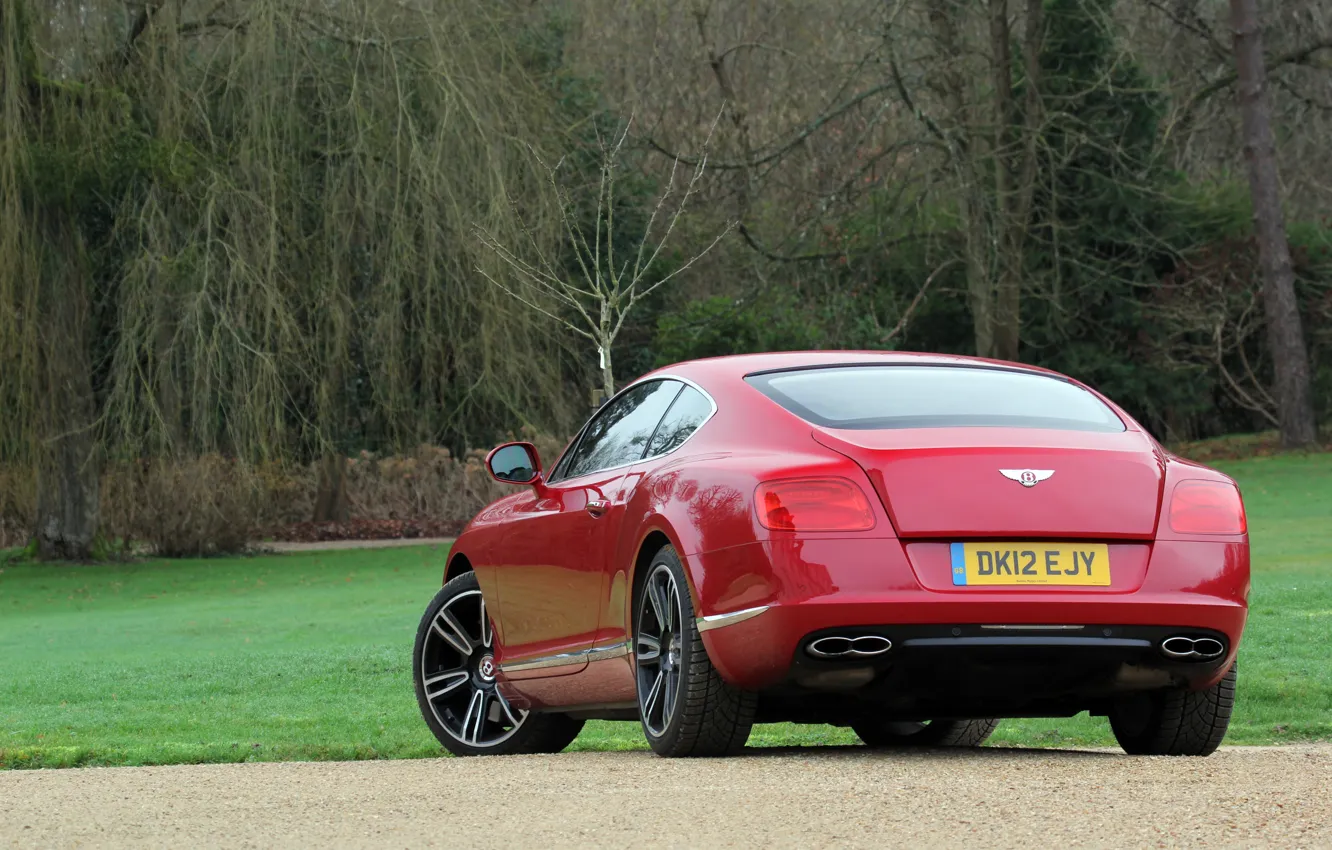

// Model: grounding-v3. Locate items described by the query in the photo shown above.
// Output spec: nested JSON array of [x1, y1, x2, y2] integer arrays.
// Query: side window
[[646, 386, 712, 457], [561, 381, 682, 479]]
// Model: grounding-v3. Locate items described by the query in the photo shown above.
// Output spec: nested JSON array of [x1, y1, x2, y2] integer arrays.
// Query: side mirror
[[485, 442, 542, 486]]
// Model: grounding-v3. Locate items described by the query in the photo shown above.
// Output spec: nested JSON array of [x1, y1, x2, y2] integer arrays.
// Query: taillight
[[756, 477, 876, 532], [1169, 480, 1246, 535]]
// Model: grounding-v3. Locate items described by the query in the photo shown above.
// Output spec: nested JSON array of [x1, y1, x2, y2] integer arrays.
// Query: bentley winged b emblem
[[1000, 469, 1055, 488]]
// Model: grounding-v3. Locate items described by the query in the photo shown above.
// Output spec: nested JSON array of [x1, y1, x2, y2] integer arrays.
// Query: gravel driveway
[[3, 745, 1328, 848]]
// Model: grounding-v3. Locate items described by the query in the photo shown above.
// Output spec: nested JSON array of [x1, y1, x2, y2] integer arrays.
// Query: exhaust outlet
[[1192, 637, 1225, 658], [1161, 635, 1225, 661], [807, 634, 892, 659]]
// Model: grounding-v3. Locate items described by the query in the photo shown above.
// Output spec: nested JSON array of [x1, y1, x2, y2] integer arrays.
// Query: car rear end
[[697, 362, 1248, 728]]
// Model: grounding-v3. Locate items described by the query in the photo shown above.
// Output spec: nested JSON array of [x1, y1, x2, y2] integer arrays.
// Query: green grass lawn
[[2, 453, 1330, 768]]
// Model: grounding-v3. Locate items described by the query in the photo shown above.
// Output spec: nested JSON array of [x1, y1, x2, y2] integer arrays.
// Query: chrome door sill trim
[[500, 641, 629, 674], [696, 605, 769, 633], [586, 641, 629, 663]]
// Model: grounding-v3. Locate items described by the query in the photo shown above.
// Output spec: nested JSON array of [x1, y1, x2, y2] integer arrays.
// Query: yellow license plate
[[950, 542, 1111, 586]]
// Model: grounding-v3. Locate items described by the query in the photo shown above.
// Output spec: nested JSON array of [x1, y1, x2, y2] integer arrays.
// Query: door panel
[[493, 380, 684, 681], [493, 471, 626, 678]]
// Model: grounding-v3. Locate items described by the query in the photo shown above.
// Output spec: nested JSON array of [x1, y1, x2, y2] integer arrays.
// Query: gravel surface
[[3, 745, 1329, 849]]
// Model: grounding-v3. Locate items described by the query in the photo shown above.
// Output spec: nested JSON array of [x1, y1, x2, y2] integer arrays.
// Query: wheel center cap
[[477, 655, 496, 683], [663, 633, 681, 669]]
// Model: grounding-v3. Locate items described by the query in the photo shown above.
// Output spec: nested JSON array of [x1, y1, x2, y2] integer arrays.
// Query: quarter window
[[561, 380, 682, 478], [646, 386, 712, 457]]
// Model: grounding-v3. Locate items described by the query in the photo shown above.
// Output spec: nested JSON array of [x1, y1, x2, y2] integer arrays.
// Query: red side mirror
[[485, 442, 543, 486]]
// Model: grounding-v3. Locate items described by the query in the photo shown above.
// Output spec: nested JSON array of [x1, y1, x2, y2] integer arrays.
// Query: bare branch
[[642, 84, 895, 171], [618, 222, 735, 332], [1168, 38, 1332, 139], [1141, 0, 1230, 60], [881, 259, 960, 343], [715, 41, 798, 64], [473, 267, 597, 345]]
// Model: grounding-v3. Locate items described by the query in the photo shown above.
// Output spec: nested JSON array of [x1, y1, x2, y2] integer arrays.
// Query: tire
[[413, 572, 584, 756], [633, 545, 757, 757], [1109, 664, 1236, 756], [853, 718, 1000, 748]]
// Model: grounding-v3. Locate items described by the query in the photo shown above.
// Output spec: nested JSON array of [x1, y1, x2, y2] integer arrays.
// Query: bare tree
[[1230, 0, 1319, 446], [474, 123, 732, 401]]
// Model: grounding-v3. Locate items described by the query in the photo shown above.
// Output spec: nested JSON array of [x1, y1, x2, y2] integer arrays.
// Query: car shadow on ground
[[733, 744, 1122, 761]]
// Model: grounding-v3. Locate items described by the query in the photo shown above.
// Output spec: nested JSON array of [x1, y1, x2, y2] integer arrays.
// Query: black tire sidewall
[[635, 549, 695, 751], [1110, 664, 1237, 756]]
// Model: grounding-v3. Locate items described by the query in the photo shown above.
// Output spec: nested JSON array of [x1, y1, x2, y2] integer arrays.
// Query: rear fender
[[614, 447, 886, 631]]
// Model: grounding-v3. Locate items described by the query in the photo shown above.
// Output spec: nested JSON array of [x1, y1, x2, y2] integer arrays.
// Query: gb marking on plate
[[950, 543, 968, 586]]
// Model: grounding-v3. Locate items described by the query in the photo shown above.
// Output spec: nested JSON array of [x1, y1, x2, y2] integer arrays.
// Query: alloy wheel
[[636, 563, 684, 737], [419, 589, 527, 747]]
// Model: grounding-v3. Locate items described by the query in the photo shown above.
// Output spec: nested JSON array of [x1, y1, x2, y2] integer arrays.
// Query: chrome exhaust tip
[[1192, 637, 1225, 659], [1161, 635, 1225, 661], [807, 634, 892, 659]]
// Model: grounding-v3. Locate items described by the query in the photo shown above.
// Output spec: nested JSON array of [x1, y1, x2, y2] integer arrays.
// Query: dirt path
[[3, 745, 1328, 848], [255, 537, 455, 553]]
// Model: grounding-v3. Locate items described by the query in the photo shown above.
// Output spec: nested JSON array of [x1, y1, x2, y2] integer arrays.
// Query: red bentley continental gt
[[412, 352, 1248, 757]]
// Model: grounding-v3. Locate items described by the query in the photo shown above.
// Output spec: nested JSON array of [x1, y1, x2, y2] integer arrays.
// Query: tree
[[1, 2, 110, 560], [1, 0, 594, 557], [1230, 0, 1319, 447], [474, 123, 731, 401]]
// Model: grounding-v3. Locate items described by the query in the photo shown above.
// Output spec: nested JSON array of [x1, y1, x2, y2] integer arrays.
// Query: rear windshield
[[745, 365, 1126, 432]]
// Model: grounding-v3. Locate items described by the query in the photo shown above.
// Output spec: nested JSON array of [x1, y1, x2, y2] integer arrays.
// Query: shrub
[[334, 431, 569, 526], [0, 431, 572, 556], [100, 455, 269, 558]]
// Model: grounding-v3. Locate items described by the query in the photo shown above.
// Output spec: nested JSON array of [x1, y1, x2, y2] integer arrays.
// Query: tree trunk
[[598, 298, 614, 405], [988, 0, 1022, 362], [926, 0, 995, 358], [600, 349, 615, 405], [962, 192, 996, 359], [312, 453, 350, 523], [1229, 0, 1318, 447], [35, 424, 100, 560], [34, 214, 99, 561], [988, 0, 1044, 363]]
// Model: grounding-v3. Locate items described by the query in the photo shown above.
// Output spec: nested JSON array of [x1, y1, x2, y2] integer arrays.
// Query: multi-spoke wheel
[[633, 545, 756, 757], [413, 572, 584, 756]]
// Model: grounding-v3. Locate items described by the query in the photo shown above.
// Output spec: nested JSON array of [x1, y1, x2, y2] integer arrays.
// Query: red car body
[[447, 352, 1248, 725]]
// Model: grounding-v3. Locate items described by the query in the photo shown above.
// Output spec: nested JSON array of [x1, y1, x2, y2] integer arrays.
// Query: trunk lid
[[813, 427, 1164, 538]]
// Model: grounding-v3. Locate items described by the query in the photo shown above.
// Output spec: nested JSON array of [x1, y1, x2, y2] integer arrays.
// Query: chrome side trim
[[585, 641, 630, 663], [695, 605, 769, 633], [498, 641, 630, 674], [980, 624, 1085, 631], [499, 650, 587, 674]]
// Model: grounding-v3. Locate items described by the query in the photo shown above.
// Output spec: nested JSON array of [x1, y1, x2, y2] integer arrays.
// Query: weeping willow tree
[[1, 0, 583, 556]]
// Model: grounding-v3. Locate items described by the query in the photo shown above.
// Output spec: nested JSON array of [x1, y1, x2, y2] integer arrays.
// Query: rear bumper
[[693, 537, 1248, 693], [778, 623, 1233, 721]]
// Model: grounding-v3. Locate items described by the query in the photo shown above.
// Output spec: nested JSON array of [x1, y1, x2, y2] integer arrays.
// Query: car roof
[[646, 351, 1064, 387]]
